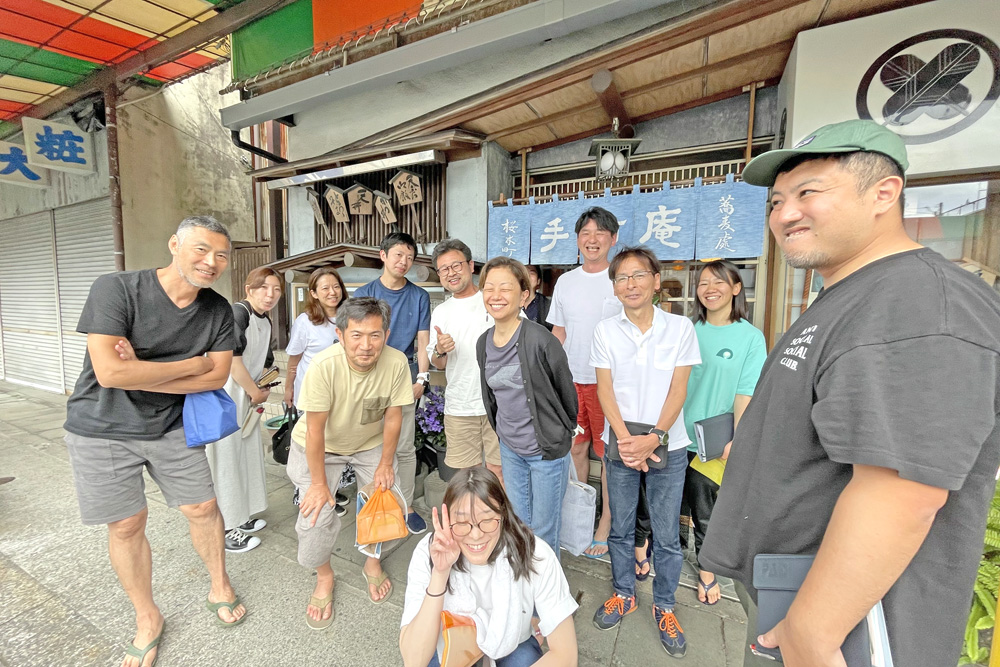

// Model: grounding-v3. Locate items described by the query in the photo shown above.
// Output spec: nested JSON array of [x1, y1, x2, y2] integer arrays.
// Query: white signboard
[[22, 116, 95, 175], [777, 0, 1000, 178], [0, 140, 50, 188]]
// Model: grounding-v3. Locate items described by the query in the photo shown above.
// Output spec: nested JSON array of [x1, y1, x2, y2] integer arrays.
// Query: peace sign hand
[[430, 504, 462, 574]]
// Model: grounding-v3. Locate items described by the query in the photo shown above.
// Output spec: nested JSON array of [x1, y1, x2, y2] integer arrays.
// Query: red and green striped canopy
[[0, 0, 234, 135]]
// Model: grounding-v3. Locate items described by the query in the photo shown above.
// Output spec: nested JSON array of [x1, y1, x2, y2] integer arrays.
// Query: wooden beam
[[348, 0, 812, 149], [24, 0, 300, 121], [519, 79, 779, 153], [487, 40, 793, 142], [591, 69, 634, 138]]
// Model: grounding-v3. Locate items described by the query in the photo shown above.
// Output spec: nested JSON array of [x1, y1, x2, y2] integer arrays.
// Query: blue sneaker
[[406, 512, 427, 535], [592, 593, 636, 630], [653, 606, 687, 658]]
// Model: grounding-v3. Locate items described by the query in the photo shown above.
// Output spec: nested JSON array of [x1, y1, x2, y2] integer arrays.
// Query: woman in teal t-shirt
[[683, 260, 767, 604]]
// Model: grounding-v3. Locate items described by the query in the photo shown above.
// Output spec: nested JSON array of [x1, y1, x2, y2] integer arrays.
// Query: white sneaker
[[225, 529, 261, 553]]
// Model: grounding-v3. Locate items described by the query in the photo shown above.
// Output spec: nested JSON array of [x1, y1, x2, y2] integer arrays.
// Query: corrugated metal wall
[[55, 199, 115, 393], [0, 198, 113, 393], [0, 211, 63, 391]]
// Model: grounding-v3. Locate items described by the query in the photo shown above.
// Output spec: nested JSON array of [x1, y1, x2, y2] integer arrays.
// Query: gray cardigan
[[476, 320, 578, 460]]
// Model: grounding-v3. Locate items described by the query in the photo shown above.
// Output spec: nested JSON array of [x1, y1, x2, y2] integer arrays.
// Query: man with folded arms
[[700, 120, 1000, 666], [290, 297, 413, 627], [427, 238, 502, 482], [63, 215, 244, 667]]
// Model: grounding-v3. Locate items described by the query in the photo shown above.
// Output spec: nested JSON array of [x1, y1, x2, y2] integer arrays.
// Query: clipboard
[[607, 420, 669, 470], [752, 554, 894, 666], [694, 412, 734, 462]]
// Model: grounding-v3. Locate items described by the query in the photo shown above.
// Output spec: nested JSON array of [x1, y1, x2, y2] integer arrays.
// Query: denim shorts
[[65, 429, 215, 525]]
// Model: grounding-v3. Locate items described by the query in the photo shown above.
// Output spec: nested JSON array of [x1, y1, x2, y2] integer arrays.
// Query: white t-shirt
[[426, 292, 494, 416], [285, 312, 338, 407], [590, 307, 702, 450], [547, 266, 622, 384], [401, 534, 578, 659]]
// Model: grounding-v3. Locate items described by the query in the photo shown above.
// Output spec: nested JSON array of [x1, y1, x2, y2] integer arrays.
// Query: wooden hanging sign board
[[373, 190, 397, 224], [346, 183, 373, 215], [324, 185, 350, 223], [390, 169, 423, 206], [306, 189, 325, 225]]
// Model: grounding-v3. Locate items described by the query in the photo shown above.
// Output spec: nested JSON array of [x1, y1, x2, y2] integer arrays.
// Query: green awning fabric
[[0, 38, 100, 87], [231, 0, 313, 81]]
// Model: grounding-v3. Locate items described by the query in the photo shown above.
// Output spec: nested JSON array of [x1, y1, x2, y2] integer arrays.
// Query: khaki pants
[[397, 401, 417, 506], [443, 414, 501, 468], [286, 442, 397, 569]]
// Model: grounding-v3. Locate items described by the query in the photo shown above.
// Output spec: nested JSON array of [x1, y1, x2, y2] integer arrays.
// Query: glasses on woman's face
[[451, 517, 501, 537]]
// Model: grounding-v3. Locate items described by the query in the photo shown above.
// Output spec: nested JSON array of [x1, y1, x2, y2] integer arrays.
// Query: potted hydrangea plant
[[415, 386, 457, 481]]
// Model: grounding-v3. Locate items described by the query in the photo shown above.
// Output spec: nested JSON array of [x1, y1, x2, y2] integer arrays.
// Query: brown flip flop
[[306, 591, 334, 630], [363, 569, 392, 605]]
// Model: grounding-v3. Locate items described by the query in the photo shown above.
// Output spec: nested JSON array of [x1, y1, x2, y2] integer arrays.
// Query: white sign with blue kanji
[[487, 201, 531, 263], [695, 174, 768, 259], [595, 188, 632, 260], [530, 195, 580, 265], [630, 183, 698, 260], [0, 140, 50, 188], [22, 116, 95, 175]]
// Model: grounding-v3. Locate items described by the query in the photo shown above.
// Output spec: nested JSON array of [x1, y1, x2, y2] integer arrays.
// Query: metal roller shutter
[[0, 211, 64, 391], [55, 198, 115, 393]]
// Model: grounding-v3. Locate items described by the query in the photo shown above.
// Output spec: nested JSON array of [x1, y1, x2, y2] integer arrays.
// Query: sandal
[[584, 540, 609, 559], [205, 597, 246, 628], [698, 575, 720, 605], [123, 619, 164, 667], [306, 592, 334, 630], [635, 541, 652, 581], [363, 569, 392, 605]]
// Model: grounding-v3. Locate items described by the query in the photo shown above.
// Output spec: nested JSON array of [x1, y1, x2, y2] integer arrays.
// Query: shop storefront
[[769, 0, 1000, 338]]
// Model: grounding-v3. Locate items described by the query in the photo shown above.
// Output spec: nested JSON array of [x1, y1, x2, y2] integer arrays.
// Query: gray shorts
[[65, 429, 216, 525]]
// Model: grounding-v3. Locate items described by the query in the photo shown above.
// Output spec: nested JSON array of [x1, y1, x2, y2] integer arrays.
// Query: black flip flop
[[698, 576, 720, 605]]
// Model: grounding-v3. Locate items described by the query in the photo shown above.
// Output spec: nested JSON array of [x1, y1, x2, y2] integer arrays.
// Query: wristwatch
[[433, 348, 448, 359], [647, 427, 668, 445]]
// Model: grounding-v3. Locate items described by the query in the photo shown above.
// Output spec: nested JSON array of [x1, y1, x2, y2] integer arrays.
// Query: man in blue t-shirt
[[354, 232, 431, 534]]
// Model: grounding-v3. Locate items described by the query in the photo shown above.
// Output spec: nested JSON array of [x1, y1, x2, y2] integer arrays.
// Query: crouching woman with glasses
[[400, 468, 579, 667]]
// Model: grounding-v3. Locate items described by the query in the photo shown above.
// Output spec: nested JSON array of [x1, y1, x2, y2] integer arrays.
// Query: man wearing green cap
[[700, 119, 1000, 666]]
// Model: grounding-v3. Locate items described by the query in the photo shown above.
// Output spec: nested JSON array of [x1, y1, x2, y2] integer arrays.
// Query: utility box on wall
[[774, 0, 1000, 179]]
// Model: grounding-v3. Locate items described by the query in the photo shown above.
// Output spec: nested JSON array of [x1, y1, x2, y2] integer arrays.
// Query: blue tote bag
[[183, 389, 239, 447]]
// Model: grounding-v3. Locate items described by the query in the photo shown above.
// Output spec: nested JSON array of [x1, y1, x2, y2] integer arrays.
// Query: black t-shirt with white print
[[700, 249, 1000, 667]]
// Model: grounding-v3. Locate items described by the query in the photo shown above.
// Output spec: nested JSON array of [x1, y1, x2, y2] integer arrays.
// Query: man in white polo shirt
[[427, 239, 502, 483], [590, 246, 701, 660]]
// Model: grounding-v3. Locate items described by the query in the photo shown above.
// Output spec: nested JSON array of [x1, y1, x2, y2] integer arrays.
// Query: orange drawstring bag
[[440, 611, 483, 667], [355, 485, 408, 546]]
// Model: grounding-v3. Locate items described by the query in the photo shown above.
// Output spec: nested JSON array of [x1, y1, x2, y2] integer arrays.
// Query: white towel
[[447, 549, 523, 659]]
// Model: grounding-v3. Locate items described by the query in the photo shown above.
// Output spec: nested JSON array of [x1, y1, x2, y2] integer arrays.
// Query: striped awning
[[0, 0, 236, 134]]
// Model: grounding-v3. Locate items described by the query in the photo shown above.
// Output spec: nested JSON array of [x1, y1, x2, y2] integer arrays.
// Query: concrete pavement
[[0, 380, 749, 666]]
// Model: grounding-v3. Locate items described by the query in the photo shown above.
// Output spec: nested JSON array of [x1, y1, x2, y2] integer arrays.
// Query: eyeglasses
[[451, 517, 501, 536], [612, 270, 655, 285], [436, 261, 468, 276]]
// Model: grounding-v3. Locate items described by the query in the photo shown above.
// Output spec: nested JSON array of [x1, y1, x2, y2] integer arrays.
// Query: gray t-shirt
[[64, 269, 236, 440], [699, 249, 1000, 667], [484, 325, 541, 457]]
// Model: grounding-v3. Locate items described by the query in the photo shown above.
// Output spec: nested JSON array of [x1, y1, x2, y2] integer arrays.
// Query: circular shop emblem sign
[[856, 29, 1000, 145]]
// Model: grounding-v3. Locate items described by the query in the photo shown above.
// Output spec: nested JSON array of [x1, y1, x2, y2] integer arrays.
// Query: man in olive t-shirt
[[289, 297, 412, 628], [699, 121, 1000, 666]]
